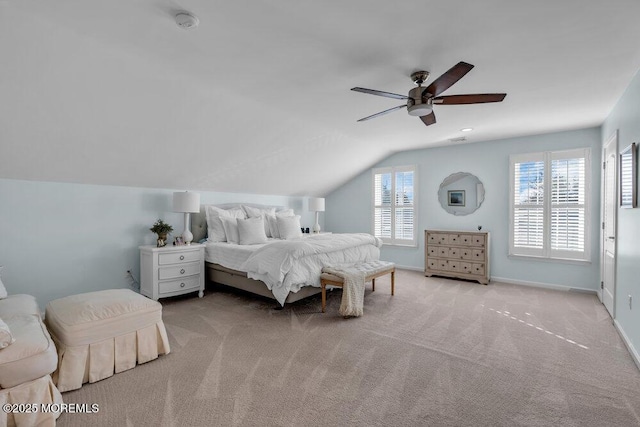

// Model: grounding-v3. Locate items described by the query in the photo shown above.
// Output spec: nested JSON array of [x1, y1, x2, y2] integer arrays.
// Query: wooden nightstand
[[139, 244, 205, 300]]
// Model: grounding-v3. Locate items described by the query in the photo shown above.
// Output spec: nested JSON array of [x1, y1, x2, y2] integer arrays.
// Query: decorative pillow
[[237, 217, 269, 245], [220, 217, 240, 244], [242, 206, 276, 237], [0, 318, 14, 349], [0, 266, 6, 299], [266, 210, 295, 239], [277, 215, 303, 240], [205, 206, 246, 242]]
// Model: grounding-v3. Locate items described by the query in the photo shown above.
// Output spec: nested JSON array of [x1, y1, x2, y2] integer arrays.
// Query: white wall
[[326, 127, 602, 291], [601, 68, 640, 365], [0, 179, 320, 309]]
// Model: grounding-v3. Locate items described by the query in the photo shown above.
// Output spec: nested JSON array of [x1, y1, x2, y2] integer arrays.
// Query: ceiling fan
[[351, 61, 506, 126]]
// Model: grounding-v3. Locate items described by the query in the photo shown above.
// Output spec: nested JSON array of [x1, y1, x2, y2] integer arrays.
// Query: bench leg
[[321, 282, 326, 313], [371, 278, 375, 292], [391, 270, 395, 296]]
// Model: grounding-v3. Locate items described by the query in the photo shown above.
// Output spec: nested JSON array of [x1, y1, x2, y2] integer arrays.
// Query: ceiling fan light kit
[[407, 86, 433, 116], [351, 61, 507, 127]]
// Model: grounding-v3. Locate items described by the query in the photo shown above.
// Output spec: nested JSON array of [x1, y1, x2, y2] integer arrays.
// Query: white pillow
[[267, 210, 295, 239], [0, 266, 6, 299], [220, 217, 240, 244], [0, 318, 14, 349], [277, 215, 303, 240], [205, 206, 245, 242], [242, 206, 276, 237], [237, 217, 269, 245]]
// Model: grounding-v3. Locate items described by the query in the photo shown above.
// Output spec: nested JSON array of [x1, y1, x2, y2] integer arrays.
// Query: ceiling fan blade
[[420, 111, 436, 126], [423, 62, 474, 97], [351, 87, 409, 100], [433, 93, 507, 105], [357, 104, 407, 122]]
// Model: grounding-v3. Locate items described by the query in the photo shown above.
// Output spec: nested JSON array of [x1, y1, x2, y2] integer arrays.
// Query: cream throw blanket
[[323, 264, 366, 317]]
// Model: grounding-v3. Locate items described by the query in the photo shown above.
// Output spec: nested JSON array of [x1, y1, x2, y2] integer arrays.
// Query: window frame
[[372, 165, 418, 246], [509, 148, 591, 262]]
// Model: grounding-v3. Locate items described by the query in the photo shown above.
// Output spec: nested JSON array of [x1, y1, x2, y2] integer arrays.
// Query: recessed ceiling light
[[460, 128, 473, 132], [175, 12, 199, 29]]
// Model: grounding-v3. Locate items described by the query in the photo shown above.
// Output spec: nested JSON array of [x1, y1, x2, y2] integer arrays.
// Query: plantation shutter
[[373, 166, 417, 245], [512, 154, 545, 256], [374, 172, 392, 239], [550, 150, 587, 257], [510, 149, 590, 261], [395, 170, 414, 241]]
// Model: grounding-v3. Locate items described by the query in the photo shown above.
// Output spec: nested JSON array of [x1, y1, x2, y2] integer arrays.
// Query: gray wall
[[0, 179, 321, 309], [602, 68, 640, 363], [326, 127, 602, 291]]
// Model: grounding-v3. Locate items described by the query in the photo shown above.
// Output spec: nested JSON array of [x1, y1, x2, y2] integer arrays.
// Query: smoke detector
[[175, 12, 199, 29]]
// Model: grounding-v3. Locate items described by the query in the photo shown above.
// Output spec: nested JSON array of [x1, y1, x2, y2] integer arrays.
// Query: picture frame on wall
[[448, 190, 465, 207], [620, 142, 637, 208]]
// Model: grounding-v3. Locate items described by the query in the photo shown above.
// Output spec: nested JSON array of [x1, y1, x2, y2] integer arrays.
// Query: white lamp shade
[[308, 197, 325, 212], [173, 191, 200, 213]]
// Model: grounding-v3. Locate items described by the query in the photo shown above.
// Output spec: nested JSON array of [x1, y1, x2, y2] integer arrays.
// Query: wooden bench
[[320, 261, 395, 313]]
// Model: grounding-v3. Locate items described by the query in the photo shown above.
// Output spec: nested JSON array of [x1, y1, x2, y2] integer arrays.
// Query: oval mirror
[[438, 172, 485, 216]]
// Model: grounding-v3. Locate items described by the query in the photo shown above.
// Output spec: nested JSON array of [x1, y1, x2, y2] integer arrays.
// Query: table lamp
[[173, 191, 200, 245], [309, 197, 325, 234]]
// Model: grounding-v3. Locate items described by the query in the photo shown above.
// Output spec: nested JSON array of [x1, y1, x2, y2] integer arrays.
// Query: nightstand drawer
[[159, 251, 201, 265], [159, 276, 200, 294], [158, 262, 200, 280]]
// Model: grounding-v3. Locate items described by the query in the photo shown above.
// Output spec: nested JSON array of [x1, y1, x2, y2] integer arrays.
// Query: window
[[509, 148, 590, 261], [373, 165, 417, 246]]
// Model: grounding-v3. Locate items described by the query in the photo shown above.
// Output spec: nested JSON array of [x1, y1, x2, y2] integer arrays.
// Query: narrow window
[[373, 166, 417, 246]]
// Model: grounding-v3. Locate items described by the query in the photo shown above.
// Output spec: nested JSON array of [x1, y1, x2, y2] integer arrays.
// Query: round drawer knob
[[180, 268, 185, 274], [180, 283, 185, 288], [180, 255, 185, 260]]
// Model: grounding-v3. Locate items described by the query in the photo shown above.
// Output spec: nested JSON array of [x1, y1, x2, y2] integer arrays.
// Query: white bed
[[192, 204, 382, 305]]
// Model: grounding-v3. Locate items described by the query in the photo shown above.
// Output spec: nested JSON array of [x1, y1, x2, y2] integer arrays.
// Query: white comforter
[[240, 233, 382, 305]]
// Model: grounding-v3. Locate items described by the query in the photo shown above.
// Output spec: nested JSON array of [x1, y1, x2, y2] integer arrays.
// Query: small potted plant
[[150, 219, 173, 247]]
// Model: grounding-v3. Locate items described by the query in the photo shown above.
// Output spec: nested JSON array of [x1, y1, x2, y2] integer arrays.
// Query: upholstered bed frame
[[190, 204, 322, 304]]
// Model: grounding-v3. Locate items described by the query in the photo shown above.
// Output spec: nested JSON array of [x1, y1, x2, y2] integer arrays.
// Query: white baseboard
[[614, 319, 640, 371], [491, 276, 597, 294], [395, 264, 424, 272]]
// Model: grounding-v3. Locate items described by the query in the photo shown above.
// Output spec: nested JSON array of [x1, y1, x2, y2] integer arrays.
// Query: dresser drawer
[[428, 247, 438, 257], [426, 259, 438, 270], [448, 247, 460, 258], [438, 247, 450, 257], [159, 250, 201, 265], [459, 235, 473, 245], [159, 275, 200, 294], [447, 261, 460, 272], [471, 235, 486, 246], [472, 249, 485, 261], [158, 262, 201, 280], [460, 248, 473, 260], [428, 233, 449, 245], [472, 263, 485, 276], [448, 234, 461, 245], [460, 262, 472, 274]]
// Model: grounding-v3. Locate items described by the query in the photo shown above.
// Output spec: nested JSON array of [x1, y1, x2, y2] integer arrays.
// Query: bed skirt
[[0, 374, 63, 427], [52, 322, 170, 392], [206, 262, 322, 304]]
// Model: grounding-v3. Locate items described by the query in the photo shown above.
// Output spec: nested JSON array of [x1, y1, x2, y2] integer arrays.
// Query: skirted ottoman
[[45, 289, 170, 392]]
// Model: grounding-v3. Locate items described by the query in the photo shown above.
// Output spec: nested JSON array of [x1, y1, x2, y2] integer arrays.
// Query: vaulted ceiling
[[1, 1, 640, 196]]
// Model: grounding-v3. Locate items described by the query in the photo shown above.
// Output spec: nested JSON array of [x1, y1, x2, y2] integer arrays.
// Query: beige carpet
[[58, 270, 640, 426]]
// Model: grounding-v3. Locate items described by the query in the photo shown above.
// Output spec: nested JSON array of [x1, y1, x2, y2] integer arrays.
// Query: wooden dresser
[[424, 230, 490, 285]]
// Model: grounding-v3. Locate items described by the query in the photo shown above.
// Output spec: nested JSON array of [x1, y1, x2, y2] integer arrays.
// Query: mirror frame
[[438, 172, 485, 216]]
